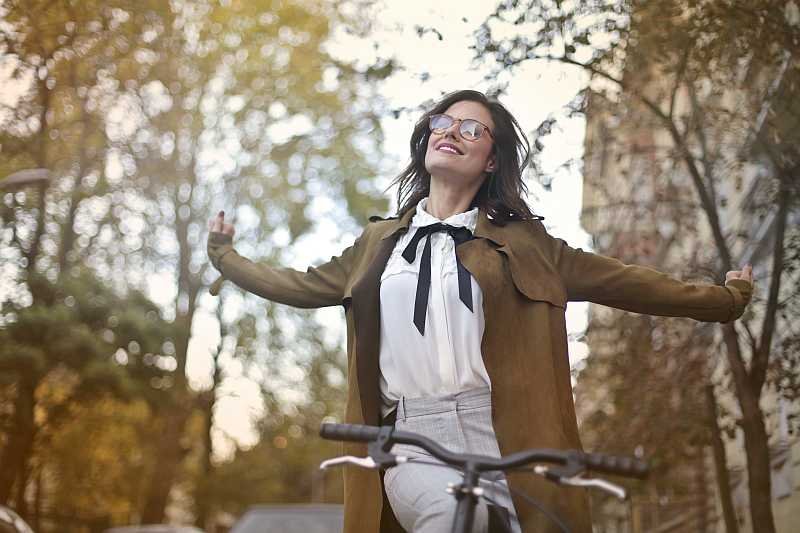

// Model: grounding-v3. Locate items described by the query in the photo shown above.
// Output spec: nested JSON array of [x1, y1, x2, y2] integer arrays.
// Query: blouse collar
[[411, 197, 479, 232]]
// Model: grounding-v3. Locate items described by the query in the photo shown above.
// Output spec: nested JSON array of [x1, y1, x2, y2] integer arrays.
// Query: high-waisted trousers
[[383, 387, 522, 533]]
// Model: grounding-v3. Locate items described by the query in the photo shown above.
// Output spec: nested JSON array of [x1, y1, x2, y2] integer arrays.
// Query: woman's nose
[[443, 120, 460, 138]]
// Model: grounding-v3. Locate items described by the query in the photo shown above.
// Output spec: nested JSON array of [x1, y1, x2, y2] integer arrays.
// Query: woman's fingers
[[726, 264, 754, 284], [207, 210, 235, 236]]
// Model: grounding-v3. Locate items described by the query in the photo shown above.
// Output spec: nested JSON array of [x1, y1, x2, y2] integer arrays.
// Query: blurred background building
[[578, 3, 800, 531]]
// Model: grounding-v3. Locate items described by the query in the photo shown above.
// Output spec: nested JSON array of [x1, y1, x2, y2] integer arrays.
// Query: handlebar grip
[[582, 452, 649, 478], [320, 423, 381, 442]]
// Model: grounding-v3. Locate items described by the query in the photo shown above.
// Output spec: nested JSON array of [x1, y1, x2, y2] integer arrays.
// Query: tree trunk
[[739, 389, 775, 533], [14, 461, 28, 518], [0, 375, 37, 504], [140, 403, 191, 523], [141, 289, 196, 522], [33, 469, 42, 532], [722, 326, 777, 533], [196, 302, 229, 529], [705, 385, 739, 533], [194, 389, 216, 530], [195, 355, 222, 529], [695, 448, 708, 532], [57, 64, 90, 277], [24, 77, 52, 276]]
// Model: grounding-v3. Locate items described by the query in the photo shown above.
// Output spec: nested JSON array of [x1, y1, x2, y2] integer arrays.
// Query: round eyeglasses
[[429, 113, 494, 142]]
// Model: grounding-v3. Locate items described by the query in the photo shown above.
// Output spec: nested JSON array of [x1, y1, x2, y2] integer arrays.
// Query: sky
[[184, 1, 594, 455]]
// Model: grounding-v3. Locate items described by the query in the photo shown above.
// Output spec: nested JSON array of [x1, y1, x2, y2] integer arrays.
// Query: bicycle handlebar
[[581, 451, 649, 478], [320, 422, 648, 479], [320, 422, 380, 442]]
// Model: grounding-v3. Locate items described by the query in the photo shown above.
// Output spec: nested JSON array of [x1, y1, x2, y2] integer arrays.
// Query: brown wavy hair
[[392, 90, 539, 224]]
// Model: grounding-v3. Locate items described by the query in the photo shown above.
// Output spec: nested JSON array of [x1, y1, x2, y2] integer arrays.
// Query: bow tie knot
[[401, 223, 475, 335]]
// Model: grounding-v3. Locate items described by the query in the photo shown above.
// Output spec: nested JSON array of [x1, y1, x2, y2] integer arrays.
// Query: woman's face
[[424, 100, 496, 189]]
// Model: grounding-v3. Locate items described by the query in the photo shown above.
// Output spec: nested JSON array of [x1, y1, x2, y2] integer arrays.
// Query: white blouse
[[379, 198, 491, 417]]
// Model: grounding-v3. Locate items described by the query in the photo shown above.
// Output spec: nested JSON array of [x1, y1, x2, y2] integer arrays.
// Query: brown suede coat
[[208, 207, 752, 533]]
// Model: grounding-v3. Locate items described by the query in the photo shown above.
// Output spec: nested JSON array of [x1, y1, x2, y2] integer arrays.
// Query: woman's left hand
[[726, 264, 753, 285]]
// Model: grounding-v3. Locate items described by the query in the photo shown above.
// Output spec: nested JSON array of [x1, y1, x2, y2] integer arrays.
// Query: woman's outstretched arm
[[554, 238, 753, 323], [207, 211, 359, 308]]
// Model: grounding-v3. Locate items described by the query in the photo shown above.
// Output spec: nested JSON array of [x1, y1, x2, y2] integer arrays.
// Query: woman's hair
[[392, 89, 536, 224]]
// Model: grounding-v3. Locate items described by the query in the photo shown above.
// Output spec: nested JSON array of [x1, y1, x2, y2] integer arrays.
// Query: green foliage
[[2, 0, 392, 526], [0, 268, 176, 527], [40, 395, 155, 527], [1, 268, 171, 382], [0, 267, 175, 422]]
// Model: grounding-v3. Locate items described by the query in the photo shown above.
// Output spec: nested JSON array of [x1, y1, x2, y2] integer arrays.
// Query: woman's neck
[[426, 178, 481, 220]]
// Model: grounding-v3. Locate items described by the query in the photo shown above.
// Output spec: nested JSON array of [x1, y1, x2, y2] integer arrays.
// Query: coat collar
[[379, 205, 509, 247], [378, 207, 415, 240]]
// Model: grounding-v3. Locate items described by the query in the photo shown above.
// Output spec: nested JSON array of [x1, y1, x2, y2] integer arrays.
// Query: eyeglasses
[[429, 113, 494, 142]]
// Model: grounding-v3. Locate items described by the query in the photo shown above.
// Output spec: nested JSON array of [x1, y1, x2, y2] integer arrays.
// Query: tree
[[0, 2, 179, 520], [573, 196, 736, 529], [2, 0, 392, 525], [473, 1, 799, 530], [192, 305, 257, 529], [198, 318, 349, 515], [102, 0, 389, 521], [37, 395, 155, 530], [0, 0, 156, 510], [0, 268, 173, 522]]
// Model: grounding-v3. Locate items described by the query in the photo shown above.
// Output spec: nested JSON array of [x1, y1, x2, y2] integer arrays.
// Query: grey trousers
[[383, 387, 522, 533]]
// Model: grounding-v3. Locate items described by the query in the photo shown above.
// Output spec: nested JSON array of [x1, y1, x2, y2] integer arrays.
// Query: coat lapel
[[458, 210, 510, 297], [350, 209, 414, 424], [473, 210, 509, 247]]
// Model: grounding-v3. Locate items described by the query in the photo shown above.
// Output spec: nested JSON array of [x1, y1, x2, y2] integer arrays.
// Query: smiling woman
[[207, 89, 753, 533], [394, 90, 535, 225]]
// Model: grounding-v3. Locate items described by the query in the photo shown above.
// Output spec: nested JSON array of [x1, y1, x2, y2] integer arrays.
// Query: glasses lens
[[429, 114, 453, 132], [460, 119, 484, 140]]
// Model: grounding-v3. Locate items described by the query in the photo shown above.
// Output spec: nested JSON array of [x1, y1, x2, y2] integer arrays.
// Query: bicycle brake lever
[[560, 476, 627, 500], [533, 465, 628, 500], [320, 455, 378, 470], [534, 466, 627, 500], [319, 454, 409, 470]]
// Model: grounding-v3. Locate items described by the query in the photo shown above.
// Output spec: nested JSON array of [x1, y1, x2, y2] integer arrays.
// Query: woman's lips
[[436, 142, 463, 155]]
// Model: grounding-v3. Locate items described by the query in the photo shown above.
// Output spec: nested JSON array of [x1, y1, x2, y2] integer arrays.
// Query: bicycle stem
[[449, 464, 481, 533]]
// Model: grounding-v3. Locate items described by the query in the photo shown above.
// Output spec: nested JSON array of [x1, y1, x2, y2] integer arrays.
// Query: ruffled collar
[[411, 197, 479, 232]]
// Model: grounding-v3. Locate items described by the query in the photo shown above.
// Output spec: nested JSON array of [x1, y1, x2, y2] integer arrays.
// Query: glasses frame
[[428, 113, 495, 142]]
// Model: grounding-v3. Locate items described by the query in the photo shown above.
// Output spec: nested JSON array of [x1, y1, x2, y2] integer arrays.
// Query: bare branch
[[741, 319, 759, 356], [668, 43, 692, 121], [751, 174, 791, 392]]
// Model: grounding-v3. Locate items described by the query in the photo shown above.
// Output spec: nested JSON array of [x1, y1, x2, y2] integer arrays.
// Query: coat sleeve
[[553, 237, 752, 323], [206, 230, 360, 308]]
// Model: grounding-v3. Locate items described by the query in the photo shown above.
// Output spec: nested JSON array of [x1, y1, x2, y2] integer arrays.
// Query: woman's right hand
[[207, 211, 238, 286], [208, 210, 236, 237]]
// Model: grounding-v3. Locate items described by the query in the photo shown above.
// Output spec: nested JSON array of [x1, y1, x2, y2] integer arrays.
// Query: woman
[[207, 90, 754, 532]]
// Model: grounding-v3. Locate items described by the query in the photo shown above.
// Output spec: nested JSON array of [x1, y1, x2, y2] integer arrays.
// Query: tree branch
[[687, 81, 719, 209], [751, 174, 791, 393], [741, 319, 759, 357], [669, 43, 692, 121], [722, 323, 751, 406], [537, 52, 734, 272]]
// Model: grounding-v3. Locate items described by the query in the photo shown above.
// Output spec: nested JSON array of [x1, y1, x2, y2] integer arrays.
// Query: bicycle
[[318, 422, 649, 533]]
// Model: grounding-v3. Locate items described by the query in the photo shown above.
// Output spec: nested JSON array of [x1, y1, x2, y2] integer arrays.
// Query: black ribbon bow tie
[[401, 223, 475, 335]]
